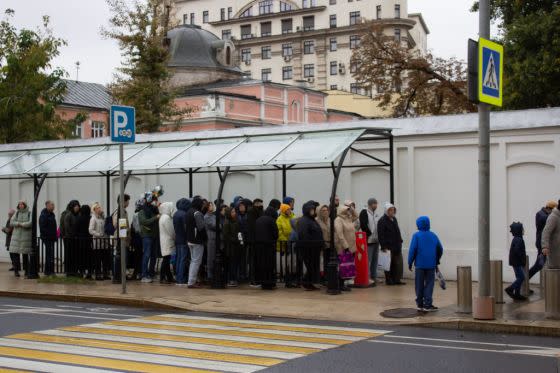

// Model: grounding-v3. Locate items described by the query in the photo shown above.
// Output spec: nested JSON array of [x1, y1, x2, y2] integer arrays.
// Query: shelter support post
[[189, 168, 193, 198], [106, 173, 111, 214], [28, 173, 47, 279], [327, 148, 351, 295], [282, 165, 287, 200], [212, 166, 230, 289], [389, 134, 395, 203]]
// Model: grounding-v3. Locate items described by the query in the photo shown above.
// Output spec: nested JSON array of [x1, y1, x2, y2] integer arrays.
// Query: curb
[[411, 320, 560, 338]]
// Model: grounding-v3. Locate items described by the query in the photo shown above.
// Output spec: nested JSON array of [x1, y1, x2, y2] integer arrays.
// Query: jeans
[[529, 254, 546, 279], [176, 244, 188, 284], [141, 237, 155, 279], [187, 243, 204, 286], [415, 268, 435, 308], [43, 240, 55, 275], [367, 243, 379, 280], [510, 265, 525, 293]]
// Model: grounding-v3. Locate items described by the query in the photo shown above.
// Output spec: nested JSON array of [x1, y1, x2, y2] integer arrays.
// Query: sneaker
[[417, 306, 425, 312], [187, 284, 202, 289], [141, 277, 153, 283], [175, 283, 188, 287], [395, 281, 406, 286], [227, 281, 238, 288], [249, 283, 261, 289], [514, 294, 528, 301], [423, 306, 438, 312], [505, 287, 515, 300]]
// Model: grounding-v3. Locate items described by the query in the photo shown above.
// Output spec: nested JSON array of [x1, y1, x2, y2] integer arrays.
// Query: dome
[[167, 25, 240, 72]]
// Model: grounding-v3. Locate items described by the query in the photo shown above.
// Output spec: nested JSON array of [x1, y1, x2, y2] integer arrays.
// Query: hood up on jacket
[[337, 205, 350, 218], [302, 201, 316, 218], [268, 199, 281, 211], [510, 222, 524, 237], [159, 202, 176, 217], [80, 204, 91, 217], [416, 216, 430, 231], [67, 200, 80, 213], [384, 202, 396, 215], [176, 198, 191, 212], [263, 206, 278, 219]]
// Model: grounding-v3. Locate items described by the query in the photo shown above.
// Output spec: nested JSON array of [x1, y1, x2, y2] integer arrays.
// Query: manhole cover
[[380, 308, 420, 318]]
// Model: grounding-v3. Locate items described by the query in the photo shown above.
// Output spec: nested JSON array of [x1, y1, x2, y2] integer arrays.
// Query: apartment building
[[173, 0, 429, 95]]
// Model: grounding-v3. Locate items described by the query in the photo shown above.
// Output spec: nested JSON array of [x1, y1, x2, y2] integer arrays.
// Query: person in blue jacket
[[408, 216, 443, 312], [505, 222, 527, 301]]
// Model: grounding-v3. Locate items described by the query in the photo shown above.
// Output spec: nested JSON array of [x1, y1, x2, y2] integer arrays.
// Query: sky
[[2, 0, 481, 85]]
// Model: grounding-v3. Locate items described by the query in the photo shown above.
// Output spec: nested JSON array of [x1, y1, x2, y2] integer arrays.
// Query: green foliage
[[0, 9, 72, 143], [103, 0, 191, 133]]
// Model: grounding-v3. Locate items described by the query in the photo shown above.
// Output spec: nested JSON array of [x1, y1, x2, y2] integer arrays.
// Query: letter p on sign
[[110, 105, 136, 143]]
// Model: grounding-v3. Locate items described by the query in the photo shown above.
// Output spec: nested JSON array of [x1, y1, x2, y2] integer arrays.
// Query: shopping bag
[[338, 251, 356, 280], [436, 269, 446, 290], [378, 250, 391, 272]]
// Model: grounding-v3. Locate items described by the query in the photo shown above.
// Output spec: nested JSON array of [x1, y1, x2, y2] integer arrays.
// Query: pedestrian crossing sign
[[478, 37, 504, 107]]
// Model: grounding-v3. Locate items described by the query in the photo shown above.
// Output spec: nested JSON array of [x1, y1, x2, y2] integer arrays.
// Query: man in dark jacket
[[359, 198, 380, 284], [186, 197, 206, 288], [138, 199, 160, 283], [236, 199, 252, 282], [505, 222, 527, 301], [174, 198, 191, 285], [247, 199, 263, 285], [377, 202, 404, 285], [39, 201, 57, 276], [64, 200, 81, 277], [297, 201, 323, 291], [529, 201, 557, 279], [255, 202, 280, 290]]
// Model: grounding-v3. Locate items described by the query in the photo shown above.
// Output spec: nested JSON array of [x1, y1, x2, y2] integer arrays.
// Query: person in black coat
[[505, 222, 527, 301], [247, 199, 264, 285], [377, 202, 404, 285], [296, 201, 323, 291], [63, 200, 81, 277], [529, 201, 557, 279], [76, 204, 92, 279], [39, 201, 57, 276], [254, 201, 280, 290]]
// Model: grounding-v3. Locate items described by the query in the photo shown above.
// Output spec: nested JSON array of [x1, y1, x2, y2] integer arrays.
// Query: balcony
[[209, 6, 326, 26]]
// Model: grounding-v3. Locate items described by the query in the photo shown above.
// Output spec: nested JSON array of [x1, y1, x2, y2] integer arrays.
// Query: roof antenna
[[75, 61, 80, 82]]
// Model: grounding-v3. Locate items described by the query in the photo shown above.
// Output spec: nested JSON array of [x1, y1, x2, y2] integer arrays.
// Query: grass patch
[[37, 275, 95, 285]]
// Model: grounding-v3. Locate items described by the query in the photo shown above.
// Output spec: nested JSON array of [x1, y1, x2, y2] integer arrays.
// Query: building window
[[260, 22, 271, 37], [303, 16, 314, 31], [350, 83, 359, 94], [330, 84, 337, 90], [190, 13, 195, 24], [203, 11, 209, 23], [280, 1, 293, 11], [222, 29, 231, 40], [261, 46, 272, 59], [74, 123, 82, 138], [241, 25, 252, 39], [330, 0, 336, 4], [261, 68, 272, 81], [303, 40, 315, 54], [282, 19, 293, 34], [259, 0, 273, 15], [304, 64, 314, 78], [241, 48, 251, 62], [330, 61, 338, 75], [302, 0, 317, 8], [394, 28, 401, 42], [240, 7, 252, 18], [183, 14, 188, 24], [91, 121, 104, 138], [350, 35, 360, 49], [376, 5, 381, 19], [283, 66, 293, 80], [330, 15, 337, 28], [329, 37, 337, 51], [350, 61, 358, 73], [395, 4, 401, 18], [282, 43, 293, 56], [350, 11, 360, 25], [220, 8, 226, 21], [228, 7, 233, 19]]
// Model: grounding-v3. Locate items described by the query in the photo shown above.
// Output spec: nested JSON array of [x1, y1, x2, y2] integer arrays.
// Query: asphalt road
[[0, 297, 558, 373]]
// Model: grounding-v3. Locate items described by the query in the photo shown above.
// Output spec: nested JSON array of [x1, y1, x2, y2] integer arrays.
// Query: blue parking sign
[[110, 105, 136, 143]]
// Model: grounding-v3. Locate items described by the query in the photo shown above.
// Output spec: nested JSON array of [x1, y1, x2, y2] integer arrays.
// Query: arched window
[[291, 100, 300, 122]]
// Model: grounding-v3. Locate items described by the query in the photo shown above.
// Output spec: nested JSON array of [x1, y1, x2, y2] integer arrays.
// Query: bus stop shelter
[[0, 122, 394, 293]]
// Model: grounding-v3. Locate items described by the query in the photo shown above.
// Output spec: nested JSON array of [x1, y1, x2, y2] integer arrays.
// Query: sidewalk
[[0, 263, 557, 336]]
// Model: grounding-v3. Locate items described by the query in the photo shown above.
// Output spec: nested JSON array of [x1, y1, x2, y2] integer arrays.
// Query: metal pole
[[189, 168, 193, 198], [119, 144, 126, 294], [389, 134, 395, 203], [282, 165, 287, 200], [106, 173, 111, 214]]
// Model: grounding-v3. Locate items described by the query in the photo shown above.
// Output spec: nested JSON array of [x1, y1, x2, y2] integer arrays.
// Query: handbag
[[338, 250, 356, 279], [378, 250, 391, 272]]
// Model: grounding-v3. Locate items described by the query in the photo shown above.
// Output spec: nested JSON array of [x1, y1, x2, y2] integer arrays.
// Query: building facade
[[173, 0, 429, 94]]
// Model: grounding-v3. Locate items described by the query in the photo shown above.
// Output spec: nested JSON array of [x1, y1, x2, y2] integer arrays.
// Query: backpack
[[104, 212, 116, 236]]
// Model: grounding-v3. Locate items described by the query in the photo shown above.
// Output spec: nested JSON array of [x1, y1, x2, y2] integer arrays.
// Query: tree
[[352, 23, 476, 117], [103, 0, 191, 133], [0, 9, 72, 143]]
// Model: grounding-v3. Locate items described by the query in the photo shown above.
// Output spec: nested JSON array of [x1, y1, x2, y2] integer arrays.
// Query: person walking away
[[186, 197, 206, 288], [89, 203, 108, 280], [297, 201, 323, 291], [377, 203, 404, 285], [138, 198, 160, 283], [173, 198, 191, 286], [10, 201, 32, 278], [158, 202, 176, 284], [334, 205, 357, 291], [63, 200, 81, 277], [541, 200, 560, 269], [255, 201, 280, 290], [2, 209, 16, 274], [39, 201, 57, 276], [76, 205, 92, 279], [316, 204, 331, 283], [247, 199, 264, 286], [408, 216, 444, 312], [223, 207, 242, 287], [359, 198, 380, 285], [505, 222, 528, 301], [529, 201, 557, 281]]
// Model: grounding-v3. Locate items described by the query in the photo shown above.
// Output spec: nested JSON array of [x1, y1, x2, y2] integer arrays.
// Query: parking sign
[[110, 105, 136, 143]]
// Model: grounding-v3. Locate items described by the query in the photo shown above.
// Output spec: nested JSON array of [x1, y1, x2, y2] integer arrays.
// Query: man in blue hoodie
[[408, 216, 443, 312], [174, 198, 191, 285]]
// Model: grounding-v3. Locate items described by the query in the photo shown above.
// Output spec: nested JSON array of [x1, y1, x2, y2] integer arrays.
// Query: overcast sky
[[3, 0, 481, 85]]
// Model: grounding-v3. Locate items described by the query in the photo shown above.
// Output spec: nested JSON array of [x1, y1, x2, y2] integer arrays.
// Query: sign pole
[[119, 143, 126, 294]]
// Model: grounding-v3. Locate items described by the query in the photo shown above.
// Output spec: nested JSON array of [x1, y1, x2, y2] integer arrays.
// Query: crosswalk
[[0, 313, 389, 372]]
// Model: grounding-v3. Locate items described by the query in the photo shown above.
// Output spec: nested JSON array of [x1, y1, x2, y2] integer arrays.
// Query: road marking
[[384, 335, 559, 350], [1, 304, 139, 318], [0, 356, 117, 373], [0, 367, 31, 373]]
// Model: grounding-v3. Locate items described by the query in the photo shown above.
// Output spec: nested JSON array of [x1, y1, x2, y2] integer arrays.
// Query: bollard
[[545, 269, 560, 319], [521, 255, 530, 297], [457, 266, 472, 313], [490, 260, 504, 304]]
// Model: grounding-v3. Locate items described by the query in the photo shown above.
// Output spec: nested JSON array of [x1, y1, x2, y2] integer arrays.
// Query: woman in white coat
[[159, 202, 176, 284], [89, 203, 108, 280]]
